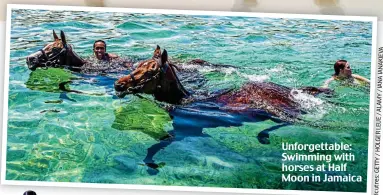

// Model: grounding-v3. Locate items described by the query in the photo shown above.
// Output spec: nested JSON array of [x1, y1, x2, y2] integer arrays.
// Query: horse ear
[[161, 49, 168, 65], [53, 30, 59, 40], [60, 30, 67, 45], [154, 45, 161, 56]]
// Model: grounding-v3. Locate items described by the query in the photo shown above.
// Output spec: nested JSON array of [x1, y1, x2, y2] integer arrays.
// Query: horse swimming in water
[[115, 48, 332, 118], [114, 48, 333, 174], [23, 31, 194, 99], [26, 30, 86, 71], [26, 30, 134, 73], [25, 30, 142, 98], [25, 30, 220, 74]]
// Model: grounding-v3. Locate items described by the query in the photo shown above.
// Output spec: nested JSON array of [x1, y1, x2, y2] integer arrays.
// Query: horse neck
[[153, 64, 189, 104], [64, 46, 85, 67]]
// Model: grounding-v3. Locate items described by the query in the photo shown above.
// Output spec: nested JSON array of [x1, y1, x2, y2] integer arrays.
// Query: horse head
[[26, 30, 85, 71], [114, 47, 189, 104]]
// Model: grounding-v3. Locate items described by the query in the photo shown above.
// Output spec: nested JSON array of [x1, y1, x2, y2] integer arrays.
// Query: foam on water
[[241, 73, 270, 82], [268, 64, 284, 73], [290, 89, 328, 120]]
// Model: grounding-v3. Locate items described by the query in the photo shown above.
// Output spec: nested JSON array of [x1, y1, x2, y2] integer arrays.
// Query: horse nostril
[[114, 81, 126, 91], [26, 57, 38, 70], [26, 57, 32, 64], [27, 56, 38, 63]]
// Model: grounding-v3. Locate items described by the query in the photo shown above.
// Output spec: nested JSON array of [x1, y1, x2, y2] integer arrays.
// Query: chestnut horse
[[114, 48, 332, 173], [26, 30, 85, 71]]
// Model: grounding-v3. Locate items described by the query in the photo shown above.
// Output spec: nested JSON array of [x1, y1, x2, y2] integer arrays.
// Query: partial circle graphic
[[23, 190, 37, 195]]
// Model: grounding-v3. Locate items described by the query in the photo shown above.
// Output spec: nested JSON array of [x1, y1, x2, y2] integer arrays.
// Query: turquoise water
[[6, 9, 372, 192]]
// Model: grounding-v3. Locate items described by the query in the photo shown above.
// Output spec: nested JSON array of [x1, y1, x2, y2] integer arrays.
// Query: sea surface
[[6, 9, 373, 192]]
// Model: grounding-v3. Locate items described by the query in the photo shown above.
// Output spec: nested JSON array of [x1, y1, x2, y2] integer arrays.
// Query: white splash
[[221, 67, 237, 75], [199, 66, 215, 73], [268, 64, 284, 73], [290, 89, 327, 120], [241, 74, 270, 82]]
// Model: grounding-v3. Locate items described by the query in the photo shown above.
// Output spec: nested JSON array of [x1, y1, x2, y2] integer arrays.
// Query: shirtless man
[[93, 40, 119, 61]]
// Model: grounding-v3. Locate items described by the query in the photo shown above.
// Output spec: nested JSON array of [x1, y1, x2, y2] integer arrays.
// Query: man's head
[[334, 59, 352, 77], [93, 40, 107, 60]]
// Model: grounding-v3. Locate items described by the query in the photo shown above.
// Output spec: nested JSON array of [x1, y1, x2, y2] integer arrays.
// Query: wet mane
[[152, 60, 190, 104]]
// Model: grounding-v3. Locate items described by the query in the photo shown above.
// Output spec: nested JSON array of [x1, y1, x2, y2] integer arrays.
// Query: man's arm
[[108, 53, 119, 59]]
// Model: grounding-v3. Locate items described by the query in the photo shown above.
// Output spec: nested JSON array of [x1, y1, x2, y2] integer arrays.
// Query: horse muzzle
[[26, 50, 45, 71], [26, 56, 40, 71], [114, 81, 135, 98]]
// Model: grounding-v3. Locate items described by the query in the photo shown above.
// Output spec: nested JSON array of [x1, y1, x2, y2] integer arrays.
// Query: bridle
[[28, 44, 70, 70], [126, 59, 165, 93]]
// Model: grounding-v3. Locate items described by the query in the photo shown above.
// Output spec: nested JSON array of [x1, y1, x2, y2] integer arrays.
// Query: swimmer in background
[[322, 60, 370, 88]]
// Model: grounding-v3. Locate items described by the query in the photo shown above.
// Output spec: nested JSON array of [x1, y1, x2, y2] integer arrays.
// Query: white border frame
[[0, 4, 378, 195]]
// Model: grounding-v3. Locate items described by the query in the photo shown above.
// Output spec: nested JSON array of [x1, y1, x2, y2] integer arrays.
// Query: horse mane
[[150, 47, 189, 102], [151, 59, 191, 104]]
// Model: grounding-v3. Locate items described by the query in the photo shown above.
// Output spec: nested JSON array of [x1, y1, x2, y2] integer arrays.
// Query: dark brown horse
[[26, 30, 85, 71], [25, 30, 138, 97], [114, 48, 332, 120], [26, 30, 136, 74], [114, 48, 332, 173]]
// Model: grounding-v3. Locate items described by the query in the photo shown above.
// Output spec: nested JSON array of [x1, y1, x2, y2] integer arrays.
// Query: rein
[[124, 60, 178, 95], [31, 44, 69, 70], [126, 67, 162, 93], [128, 58, 169, 90], [119, 58, 191, 105]]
